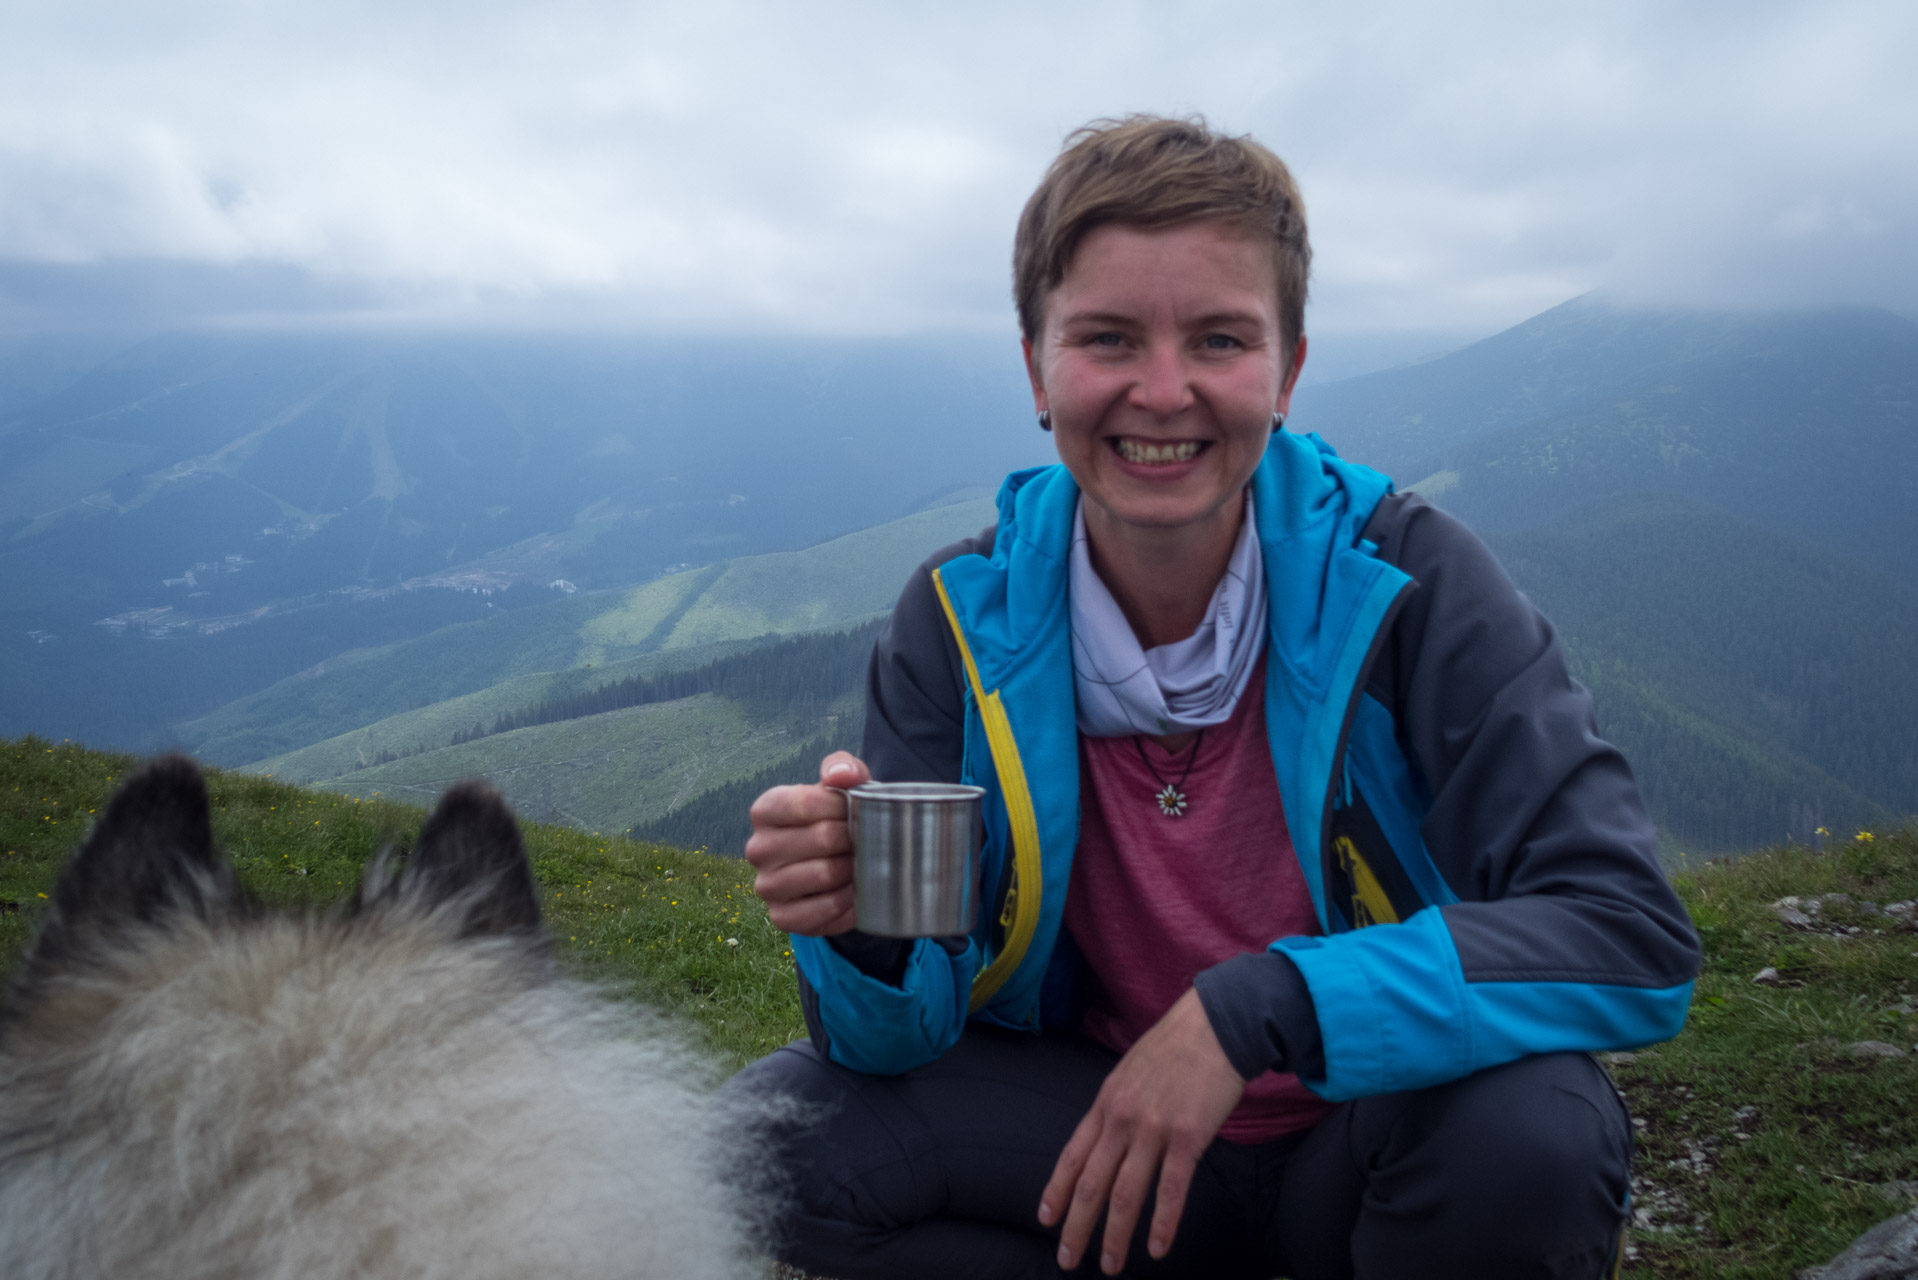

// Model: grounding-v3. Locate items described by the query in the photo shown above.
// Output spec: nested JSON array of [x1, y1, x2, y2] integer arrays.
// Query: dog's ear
[[402, 779, 542, 936], [42, 754, 229, 946]]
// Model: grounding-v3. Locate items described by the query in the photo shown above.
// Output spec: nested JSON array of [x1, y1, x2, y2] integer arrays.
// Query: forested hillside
[[1487, 496, 1918, 850], [269, 620, 881, 848]]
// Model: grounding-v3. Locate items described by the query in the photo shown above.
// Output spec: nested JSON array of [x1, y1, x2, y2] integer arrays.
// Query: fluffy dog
[[0, 756, 774, 1280]]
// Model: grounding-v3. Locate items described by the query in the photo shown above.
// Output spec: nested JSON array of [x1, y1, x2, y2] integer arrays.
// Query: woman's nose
[[1127, 341, 1193, 418]]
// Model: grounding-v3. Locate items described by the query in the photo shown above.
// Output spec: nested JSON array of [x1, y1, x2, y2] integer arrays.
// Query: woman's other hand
[[744, 751, 869, 936], [1038, 988, 1245, 1275]]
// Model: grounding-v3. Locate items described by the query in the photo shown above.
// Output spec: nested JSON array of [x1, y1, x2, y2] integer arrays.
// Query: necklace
[[1134, 730, 1205, 818]]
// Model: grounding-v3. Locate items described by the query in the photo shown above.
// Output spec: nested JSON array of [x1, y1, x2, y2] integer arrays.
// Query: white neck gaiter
[[1069, 494, 1268, 738]]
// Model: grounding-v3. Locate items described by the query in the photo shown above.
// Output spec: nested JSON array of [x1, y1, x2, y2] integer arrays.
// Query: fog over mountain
[[3, 3, 1914, 341]]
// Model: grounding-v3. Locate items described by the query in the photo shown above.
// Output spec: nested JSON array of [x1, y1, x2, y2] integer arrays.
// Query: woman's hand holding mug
[[745, 751, 870, 936]]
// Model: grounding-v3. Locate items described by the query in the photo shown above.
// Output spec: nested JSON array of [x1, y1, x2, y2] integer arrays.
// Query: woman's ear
[[1022, 336, 1049, 418], [1276, 333, 1308, 419]]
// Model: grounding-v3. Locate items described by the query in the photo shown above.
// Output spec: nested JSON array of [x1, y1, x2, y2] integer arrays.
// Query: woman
[[737, 116, 1699, 1279]]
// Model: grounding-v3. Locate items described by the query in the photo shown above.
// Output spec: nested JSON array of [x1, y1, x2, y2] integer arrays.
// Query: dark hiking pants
[[730, 1026, 1632, 1279]]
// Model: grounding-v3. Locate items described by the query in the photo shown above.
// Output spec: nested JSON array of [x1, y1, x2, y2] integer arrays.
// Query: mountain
[[1306, 298, 1918, 589], [1276, 297, 1917, 850], [0, 329, 1039, 749], [1486, 495, 1917, 849], [5, 298, 1914, 858]]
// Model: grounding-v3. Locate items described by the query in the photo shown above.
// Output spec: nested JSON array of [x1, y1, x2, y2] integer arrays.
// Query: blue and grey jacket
[[791, 430, 1701, 1103]]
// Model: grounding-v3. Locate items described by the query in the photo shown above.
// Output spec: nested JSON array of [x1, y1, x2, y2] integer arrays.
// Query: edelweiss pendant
[[1154, 784, 1188, 817]]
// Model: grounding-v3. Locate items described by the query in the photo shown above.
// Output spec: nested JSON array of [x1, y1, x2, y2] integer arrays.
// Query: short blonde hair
[[1013, 115, 1310, 360]]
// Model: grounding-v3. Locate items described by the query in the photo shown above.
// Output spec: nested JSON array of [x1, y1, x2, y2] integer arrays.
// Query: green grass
[[1619, 830, 1918, 1276], [5, 734, 1914, 1273]]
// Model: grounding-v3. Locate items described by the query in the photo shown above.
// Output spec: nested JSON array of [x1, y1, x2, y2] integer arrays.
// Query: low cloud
[[2, 0, 1912, 337]]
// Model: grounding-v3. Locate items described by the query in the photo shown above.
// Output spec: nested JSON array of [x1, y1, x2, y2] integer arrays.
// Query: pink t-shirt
[[1063, 656, 1334, 1144]]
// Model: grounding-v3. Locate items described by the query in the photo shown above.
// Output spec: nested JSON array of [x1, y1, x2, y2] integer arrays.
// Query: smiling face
[[1024, 219, 1306, 555]]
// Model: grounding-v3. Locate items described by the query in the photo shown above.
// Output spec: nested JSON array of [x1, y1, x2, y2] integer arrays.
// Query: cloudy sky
[[2, 0, 1913, 351]]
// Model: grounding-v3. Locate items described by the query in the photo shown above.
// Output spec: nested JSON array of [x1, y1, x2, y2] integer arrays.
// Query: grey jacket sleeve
[[1365, 493, 1699, 992], [1190, 492, 1699, 1082], [1193, 952, 1324, 1079]]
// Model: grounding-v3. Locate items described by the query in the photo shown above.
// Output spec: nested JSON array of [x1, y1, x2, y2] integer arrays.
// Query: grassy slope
[[299, 694, 810, 840], [576, 495, 994, 657], [247, 637, 768, 784], [7, 735, 1912, 1275], [0, 737, 806, 1068], [177, 591, 636, 765], [181, 496, 993, 768]]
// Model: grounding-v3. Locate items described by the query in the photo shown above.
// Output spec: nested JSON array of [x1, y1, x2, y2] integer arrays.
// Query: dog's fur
[[0, 757, 775, 1280]]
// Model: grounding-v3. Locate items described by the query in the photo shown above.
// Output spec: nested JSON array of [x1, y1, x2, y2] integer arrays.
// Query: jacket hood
[[982, 431, 1396, 691]]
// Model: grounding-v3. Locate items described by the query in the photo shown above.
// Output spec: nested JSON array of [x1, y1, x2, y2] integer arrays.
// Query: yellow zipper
[[931, 566, 1045, 1012]]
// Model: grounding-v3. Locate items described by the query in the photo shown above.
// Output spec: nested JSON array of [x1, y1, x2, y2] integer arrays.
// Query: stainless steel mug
[[844, 782, 985, 937]]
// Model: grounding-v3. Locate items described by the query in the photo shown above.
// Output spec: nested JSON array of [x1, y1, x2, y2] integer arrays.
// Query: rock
[[1882, 1183, 1918, 1206], [1844, 1041, 1909, 1059], [1773, 899, 1818, 928], [1796, 1207, 1918, 1279], [1756, 966, 1785, 985], [1602, 1051, 1639, 1065]]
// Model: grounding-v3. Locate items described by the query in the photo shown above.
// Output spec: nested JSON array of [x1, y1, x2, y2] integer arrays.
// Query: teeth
[[1114, 438, 1203, 464]]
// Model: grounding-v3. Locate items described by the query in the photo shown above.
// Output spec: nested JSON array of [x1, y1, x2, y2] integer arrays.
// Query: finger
[[1100, 1138, 1166, 1276], [817, 751, 871, 789], [1145, 1144, 1199, 1261], [745, 808, 854, 876], [747, 783, 848, 839], [766, 884, 858, 937], [751, 848, 853, 905], [1057, 1130, 1128, 1273], [1039, 1108, 1102, 1228]]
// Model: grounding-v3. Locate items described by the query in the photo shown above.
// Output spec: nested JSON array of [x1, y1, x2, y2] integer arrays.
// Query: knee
[[728, 1038, 835, 1108], [726, 1042, 898, 1216], [726, 1044, 839, 1181], [1368, 1053, 1632, 1246]]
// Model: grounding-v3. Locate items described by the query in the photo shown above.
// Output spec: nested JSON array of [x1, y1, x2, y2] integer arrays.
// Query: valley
[[2, 298, 1913, 856]]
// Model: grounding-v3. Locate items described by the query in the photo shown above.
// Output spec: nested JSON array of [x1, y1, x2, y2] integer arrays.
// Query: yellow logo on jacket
[[1336, 835, 1402, 928]]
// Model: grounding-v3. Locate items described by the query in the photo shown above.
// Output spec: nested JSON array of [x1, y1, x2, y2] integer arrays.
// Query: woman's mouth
[[1110, 437, 1205, 464]]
